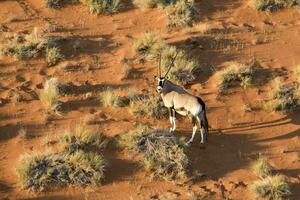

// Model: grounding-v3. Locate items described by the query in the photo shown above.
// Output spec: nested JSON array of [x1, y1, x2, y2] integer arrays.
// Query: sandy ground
[[0, 0, 300, 199]]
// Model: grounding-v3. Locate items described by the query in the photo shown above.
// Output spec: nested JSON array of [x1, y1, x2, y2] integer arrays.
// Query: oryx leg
[[168, 107, 174, 133], [196, 114, 206, 144], [186, 116, 197, 145], [171, 108, 176, 132]]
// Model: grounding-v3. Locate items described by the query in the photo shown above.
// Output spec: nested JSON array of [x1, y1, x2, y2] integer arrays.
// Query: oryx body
[[154, 52, 209, 145], [156, 78, 209, 145]]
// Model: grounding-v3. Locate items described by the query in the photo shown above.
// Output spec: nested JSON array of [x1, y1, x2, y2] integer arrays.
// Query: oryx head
[[154, 52, 178, 93]]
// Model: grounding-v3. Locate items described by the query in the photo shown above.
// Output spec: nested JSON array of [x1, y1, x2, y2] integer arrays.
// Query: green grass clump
[[60, 125, 107, 153], [80, 0, 122, 14], [40, 77, 61, 112], [46, 47, 63, 66], [251, 155, 272, 178], [252, 175, 291, 200], [250, 0, 300, 11], [217, 63, 255, 93], [165, 0, 195, 28], [128, 94, 168, 119], [133, 32, 166, 59], [263, 78, 300, 112]]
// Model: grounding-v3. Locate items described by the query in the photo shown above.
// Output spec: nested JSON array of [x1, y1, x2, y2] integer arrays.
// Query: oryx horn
[[164, 51, 178, 77]]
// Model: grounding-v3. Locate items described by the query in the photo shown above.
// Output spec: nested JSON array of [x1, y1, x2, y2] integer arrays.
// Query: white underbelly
[[176, 110, 188, 116]]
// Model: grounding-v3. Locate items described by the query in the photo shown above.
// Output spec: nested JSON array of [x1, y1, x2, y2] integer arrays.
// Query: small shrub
[[165, 0, 195, 28], [251, 155, 272, 178], [252, 175, 291, 200], [133, 128, 188, 181], [80, 0, 123, 14], [40, 77, 61, 112], [217, 63, 255, 93], [133, 32, 166, 58], [263, 78, 300, 112], [250, 0, 300, 11], [46, 47, 63, 66], [16, 151, 106, 191], [128, 94, 168, 119], [60, 125, 106, 153]]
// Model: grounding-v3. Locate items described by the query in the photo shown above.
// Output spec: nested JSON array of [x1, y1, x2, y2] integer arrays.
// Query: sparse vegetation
[[46, 47, 63, 66], [252, 175, 291, 200], [251, 155, 272, 178], [80, 0, 123, 14], [263, 78, 300, 112], [40, 77, 61, 112], [44, 0, 65, 9], [0, 28, 63, 64], [165, 0, 195, 28], [217, 63, 255, 93], [133, 0, 161, 8], [250, 0, 300, 11]]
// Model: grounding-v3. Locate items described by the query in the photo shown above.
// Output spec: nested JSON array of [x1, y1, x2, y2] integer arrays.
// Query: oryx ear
[[154, 76, 159, 80]]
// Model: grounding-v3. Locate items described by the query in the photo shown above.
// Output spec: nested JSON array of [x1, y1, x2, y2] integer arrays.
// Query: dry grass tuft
[[217, 63, 255, 93], [98, 89, 129, 108], [40, 77, 61, 112], [251, 155, 272, 178], [252, 175, 291, 200], [46, 47, 63, 66]]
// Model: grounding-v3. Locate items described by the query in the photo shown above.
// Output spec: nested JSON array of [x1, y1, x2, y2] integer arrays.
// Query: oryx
[[154, 53, 209, 146]]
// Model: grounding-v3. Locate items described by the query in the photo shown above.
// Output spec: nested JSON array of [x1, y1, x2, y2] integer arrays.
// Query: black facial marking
[[158, 78, 165, 87]]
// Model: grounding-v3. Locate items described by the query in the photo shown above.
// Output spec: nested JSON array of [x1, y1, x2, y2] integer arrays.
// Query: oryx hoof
[[185, 140, 193, 146]]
